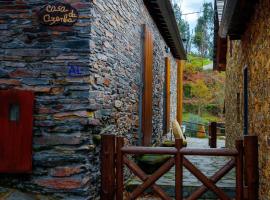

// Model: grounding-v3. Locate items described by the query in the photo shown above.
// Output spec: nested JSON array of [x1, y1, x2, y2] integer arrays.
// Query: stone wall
[[0, 0, 93, 199], [0, 0, 179, 199], [91, 0, 178, 146], [225, 0, 270, 198]]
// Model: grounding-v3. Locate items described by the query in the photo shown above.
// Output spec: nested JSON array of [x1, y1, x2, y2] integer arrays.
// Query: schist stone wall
[[225, 0, 270, 199], [91, 0, 178, 145], [0, 0, 179, 199], [91, 0, 178, 196], [0, 0, 93, 199]]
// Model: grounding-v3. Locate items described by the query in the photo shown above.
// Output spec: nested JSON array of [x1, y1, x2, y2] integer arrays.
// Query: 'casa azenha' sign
[[39, 2, 78, 26]]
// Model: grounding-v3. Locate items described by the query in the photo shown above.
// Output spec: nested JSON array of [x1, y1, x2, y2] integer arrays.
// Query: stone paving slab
[[126, 137, 236, 199]]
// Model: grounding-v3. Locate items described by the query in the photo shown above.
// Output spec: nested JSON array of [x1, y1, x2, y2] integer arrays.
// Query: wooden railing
[[101, 135, 259, 200]]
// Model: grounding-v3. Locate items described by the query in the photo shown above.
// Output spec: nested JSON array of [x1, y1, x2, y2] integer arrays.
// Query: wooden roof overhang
[[144, 0, 187, 60], [214, 0, 227, 71], [219, 0, 257, 39]]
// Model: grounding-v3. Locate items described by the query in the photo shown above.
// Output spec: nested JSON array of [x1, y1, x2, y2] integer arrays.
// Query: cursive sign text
[[39, 3, 78, 26]]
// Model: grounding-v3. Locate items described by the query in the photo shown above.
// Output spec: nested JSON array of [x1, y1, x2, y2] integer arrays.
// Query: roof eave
[[144, 0, 187, 60], [219, 0, 257, 39]]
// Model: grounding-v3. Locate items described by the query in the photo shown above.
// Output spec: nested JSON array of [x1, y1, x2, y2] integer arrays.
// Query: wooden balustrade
[[101, 134, 258, 200]]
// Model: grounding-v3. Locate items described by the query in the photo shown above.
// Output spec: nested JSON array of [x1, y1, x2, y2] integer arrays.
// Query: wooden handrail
[[101, 135, 252, 200], [121, 146, 177, 154], [121, 146, 238, 156], [180, 148, 238, 156]]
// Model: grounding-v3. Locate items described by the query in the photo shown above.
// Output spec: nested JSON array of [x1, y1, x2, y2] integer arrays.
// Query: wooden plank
[[165, 57, 171, 134], [235, 140, 244, 200], [129, 157, 175, 199], [121, 146, 177, 155], [183, 157, 230, 200], [175, 139, 183, 200], [216, 36, 227, 71], [123, 156, 172, 200], [176, 60, 184, 124], [101, 134, 116, 200], [142, 25, 153, 146], [116, 136, 124, 200], [244, 136, 259, 200]]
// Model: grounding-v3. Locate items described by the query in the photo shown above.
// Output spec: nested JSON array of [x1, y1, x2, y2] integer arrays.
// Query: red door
[[0, 90, 34, 173]]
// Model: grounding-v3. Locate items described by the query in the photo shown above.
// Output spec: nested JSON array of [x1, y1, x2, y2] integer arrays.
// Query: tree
[[190, 79, 212, 116], [173, 3, 190, 52], [193, 3, 214, 58]]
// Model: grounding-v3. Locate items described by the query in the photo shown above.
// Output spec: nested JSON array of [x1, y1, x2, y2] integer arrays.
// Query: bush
[[205, 104, 220, 115], [184, 84, 192, 98], [183, 103, 198, 113]]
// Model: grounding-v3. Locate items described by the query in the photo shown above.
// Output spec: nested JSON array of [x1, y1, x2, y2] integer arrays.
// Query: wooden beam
[[101, 134, 116, 200], [187, 159, 235, 200], [235, 140, 244, 200], [123, 156, 172, 200], [177, 60, 184, 124], [165, 57, 171, 134], [116, 136, 124, 200], [183, 157, 230, 200], [244, 136, 259, 200], [142, 25, 153, 146], [175, 139, 183, 200], [129, 157, 175, 199]]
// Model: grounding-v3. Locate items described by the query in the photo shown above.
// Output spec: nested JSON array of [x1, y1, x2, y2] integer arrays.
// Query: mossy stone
[[136, 154, 172, 174], [162, 140, 187, 147]]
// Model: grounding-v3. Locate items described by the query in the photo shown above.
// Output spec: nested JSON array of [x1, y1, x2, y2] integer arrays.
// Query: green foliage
[[173, 3, 190, 52], [193, 3, 214, 58], [183, 103, 198, 113], [205, 104, 220, 115], [190, 79, 212, 116], [184, 54, 212, 75], [184, 84, 192, 98]]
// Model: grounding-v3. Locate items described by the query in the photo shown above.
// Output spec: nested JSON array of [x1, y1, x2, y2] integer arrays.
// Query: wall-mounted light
[[165, 46, 170, 53]]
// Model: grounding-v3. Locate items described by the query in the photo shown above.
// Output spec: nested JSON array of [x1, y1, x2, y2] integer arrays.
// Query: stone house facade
[[0, 0, 185, 199], [215, 0, 270, 199]]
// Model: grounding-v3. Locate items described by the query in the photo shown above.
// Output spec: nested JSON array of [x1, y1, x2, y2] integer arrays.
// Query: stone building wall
[[225, 0, 270, 198], [0, 0, 94, 199], [0, 0, 179, 199], [91, 0, 178, 146], [90, 1, 178, 197]]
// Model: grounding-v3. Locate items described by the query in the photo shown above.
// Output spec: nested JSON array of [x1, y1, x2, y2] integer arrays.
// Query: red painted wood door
[[0, 90, 34, 173]]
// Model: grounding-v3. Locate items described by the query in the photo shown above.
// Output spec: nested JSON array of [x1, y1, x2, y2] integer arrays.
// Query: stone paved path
[[126, 137, 236, 199], [164, 137, 235, 188]]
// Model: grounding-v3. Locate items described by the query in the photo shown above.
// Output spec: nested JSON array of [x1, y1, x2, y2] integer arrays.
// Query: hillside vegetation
[[183, 54, 225, 132]]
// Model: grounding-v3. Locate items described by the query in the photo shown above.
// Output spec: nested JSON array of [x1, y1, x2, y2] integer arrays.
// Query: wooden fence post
[[235, 140, 244, 200], [244, 136, 259, 200], [101, 134, 116, 200], [116, 136, 124, 200], [175, 138, 183, 200], [209, 122, 217, 148]]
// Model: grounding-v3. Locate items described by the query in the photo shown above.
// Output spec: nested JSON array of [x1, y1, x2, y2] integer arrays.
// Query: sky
[[173, 0, 213, 32]]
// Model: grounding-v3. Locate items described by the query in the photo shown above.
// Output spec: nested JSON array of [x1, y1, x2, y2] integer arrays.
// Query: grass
[[187, 54, 212, 67], [183, 112, 220, 123]]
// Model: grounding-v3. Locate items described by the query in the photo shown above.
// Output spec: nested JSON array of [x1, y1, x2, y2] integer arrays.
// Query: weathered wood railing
[[101, 135, 258, 200]]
